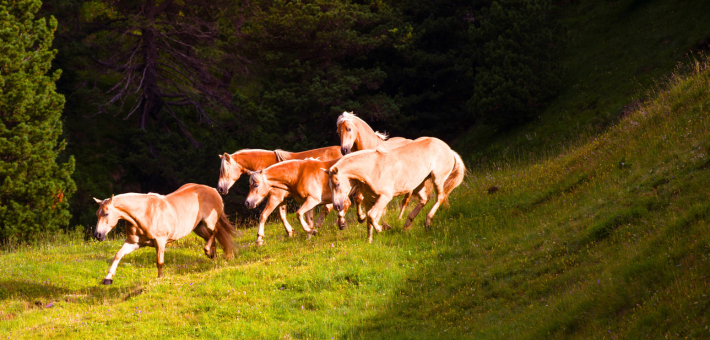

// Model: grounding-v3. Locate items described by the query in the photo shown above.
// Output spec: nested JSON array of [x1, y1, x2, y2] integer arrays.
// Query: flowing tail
[[216, 211, 241, 259], [443, 151, 466, 206]]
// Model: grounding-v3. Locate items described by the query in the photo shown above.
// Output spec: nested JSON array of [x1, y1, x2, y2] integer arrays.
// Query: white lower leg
[[104, 243, 141, 282]]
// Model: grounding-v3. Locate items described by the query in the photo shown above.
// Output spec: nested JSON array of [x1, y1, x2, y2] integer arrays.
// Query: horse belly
[[390, 160, 431, 196]]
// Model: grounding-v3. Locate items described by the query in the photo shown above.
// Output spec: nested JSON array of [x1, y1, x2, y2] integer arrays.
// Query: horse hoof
[[382, 222, 392, 231], [403, 225, 412, 231], [256, 240, 264, 246], [357, 216, 366, 223], [101, 279, 113, 285]]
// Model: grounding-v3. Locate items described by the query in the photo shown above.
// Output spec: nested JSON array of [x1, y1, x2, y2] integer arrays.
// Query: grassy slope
[[3, 0, 710, 338]]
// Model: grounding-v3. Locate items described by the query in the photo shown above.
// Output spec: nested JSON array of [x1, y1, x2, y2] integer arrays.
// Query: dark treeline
[[38, 0, 562, 228]]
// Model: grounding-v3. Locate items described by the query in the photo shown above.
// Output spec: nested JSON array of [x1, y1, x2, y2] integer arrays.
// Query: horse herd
[[92, 112, 465, 285]]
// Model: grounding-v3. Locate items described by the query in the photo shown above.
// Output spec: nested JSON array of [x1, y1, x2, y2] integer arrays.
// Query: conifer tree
[[0, 0, 76, 242]]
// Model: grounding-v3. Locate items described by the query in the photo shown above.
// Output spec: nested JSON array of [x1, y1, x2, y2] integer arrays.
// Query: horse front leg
[[296, 197, 321, 239], [336, 198, 352, 230], [314, 204, 332, 229], [102, 242, 142, 285], [277, 204, 294, 236], [154, 238, 167, 278], [256, 193, 285, 246], [366, 195, 393, 243]]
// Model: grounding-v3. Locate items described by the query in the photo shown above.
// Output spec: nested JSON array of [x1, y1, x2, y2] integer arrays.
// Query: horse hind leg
[[425, 176, 448, 227], [403, 182, 431, 230], [201, 210, 221, 259], [194, 224, 217, 259], [397, 193, 412, 220]]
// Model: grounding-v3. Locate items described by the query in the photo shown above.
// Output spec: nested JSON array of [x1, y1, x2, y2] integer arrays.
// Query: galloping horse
[[336, 111, 428, 221], [93, 184, 239, 284], [218, 146, 349, 236], [245, 158, 352, 245], [327, 137, 465, 243]]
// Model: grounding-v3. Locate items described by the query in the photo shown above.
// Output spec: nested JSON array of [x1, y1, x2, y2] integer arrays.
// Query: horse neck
[[353, 120, 385, 151], [236, 150, 278, 171], [112, 195, 150, 227]]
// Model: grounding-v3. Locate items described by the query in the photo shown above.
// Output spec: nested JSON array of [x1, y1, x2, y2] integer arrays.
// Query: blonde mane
[[336, 111, 389, 141]]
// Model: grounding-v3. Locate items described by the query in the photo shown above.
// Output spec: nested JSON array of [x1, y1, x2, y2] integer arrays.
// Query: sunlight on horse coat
[[245, 158, 353, 245], [93, 184, 239, 284], [328, 137, 465, 243]]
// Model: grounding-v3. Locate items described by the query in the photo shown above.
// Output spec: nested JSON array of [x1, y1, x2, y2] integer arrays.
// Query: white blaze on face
[[329, 170, 351, 211], [246, 172, 269, 208], [95, 200, 120, 240], [218, 156, 241, 194]]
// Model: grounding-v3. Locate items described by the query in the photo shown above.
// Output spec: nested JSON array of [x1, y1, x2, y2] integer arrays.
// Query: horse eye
[[347, 128, 351, 132]]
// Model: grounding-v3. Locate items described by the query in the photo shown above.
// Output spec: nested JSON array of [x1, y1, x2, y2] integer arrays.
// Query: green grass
[[3, 0, 710, 338]]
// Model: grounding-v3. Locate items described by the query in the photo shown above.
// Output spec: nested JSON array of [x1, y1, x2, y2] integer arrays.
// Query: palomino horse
[[218, 146, 350, 236], [327, 137, 465, 242], [336, 111, 428, 221], [93, 184, 239, 284], [244, 158, 353, 245]]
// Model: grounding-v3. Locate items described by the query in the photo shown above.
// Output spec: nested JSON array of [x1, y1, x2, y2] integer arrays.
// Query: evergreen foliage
[[468, 0, 563, 126], [0, 0, 75, 242], [39, 0, 566, 224]]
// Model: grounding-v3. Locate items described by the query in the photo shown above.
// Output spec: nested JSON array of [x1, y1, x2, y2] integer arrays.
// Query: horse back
[[290, 146, 342, 161], [164, 184, 224, 236]]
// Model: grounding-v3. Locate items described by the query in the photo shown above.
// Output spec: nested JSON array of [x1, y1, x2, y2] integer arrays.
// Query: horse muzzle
[[341, 145, 352, 155], [93, 231, 106, 241], [245, 199, 256, 209], [333, 200, 345, 212], [218, 187, 228, 195]]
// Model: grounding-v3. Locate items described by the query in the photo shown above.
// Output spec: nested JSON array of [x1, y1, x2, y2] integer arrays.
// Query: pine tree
[[0, 0, 76, 242]]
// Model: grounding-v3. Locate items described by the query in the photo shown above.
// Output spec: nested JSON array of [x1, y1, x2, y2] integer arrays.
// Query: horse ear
[[107, 194, 114, 205], [222, 153, 231, 162], [320, 168, 329, 173], [331, 167, 339, 175], [244, 169, 254, 176], [218, 154, 223, 159], [93, 197, 102, 204]]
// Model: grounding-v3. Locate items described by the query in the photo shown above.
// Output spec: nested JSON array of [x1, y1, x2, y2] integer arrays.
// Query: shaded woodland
[[33, 0, 562, 230]]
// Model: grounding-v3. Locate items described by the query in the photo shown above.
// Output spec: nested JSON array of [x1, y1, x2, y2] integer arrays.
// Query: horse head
[[93, 195, 119, 241], [245, 171, 269, 209], [337, 112, 357, 155], [218, 152, 243, 195], [327, 166, 352, 212]]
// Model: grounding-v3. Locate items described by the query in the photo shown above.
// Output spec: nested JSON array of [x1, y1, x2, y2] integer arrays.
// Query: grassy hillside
[[2, 0, 710, 338], [2, 58, 710, 339]]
